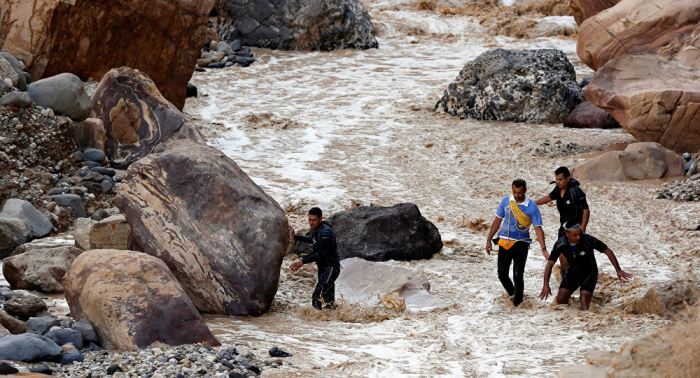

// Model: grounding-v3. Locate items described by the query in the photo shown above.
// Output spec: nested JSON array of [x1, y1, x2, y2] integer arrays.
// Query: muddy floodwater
[[181, 1, 700, 377]]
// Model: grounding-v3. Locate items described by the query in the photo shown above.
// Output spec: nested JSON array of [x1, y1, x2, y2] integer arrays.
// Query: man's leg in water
[[511, 242, 529, 306], [322, 267, 340, 309], [557, 288, 572, 304], [580, 291, 592, 311], [312, 267, 336, 310], [557, 227, 570, 273], [497, 247, 515, 297]]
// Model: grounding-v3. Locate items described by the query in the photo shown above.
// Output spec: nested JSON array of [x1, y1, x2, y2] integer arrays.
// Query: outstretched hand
[[540, 285, 551, 301], [287, 225, 295, 239], [617, 270, 632, 281], [486, 243, 492, 255], [541, 248, 550, 260], [290, 260, 303, 273]]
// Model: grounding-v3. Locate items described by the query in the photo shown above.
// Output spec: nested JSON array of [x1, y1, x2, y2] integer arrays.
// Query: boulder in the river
[[51, 194, 86, 218], [435, 48, 584, 124], [26, 316, 59, 335], [63, 249, 220, 350], [2, 246, 83, 293], [0, 92, 33, 107], [584, 31, 700, 152], [90, 67, 206, 169], [0, 310, 26, 334], [4, 293, 47, 318], [26, 73, 91, 122], [87, 215, 129, 250], [563, 101, 619, 129], [114, 139, 289, 315], [70, 118, 106, 152], [569, 0, 621, 25], [577, 0, 700, 70], [336, 257, 450, 311], [216, 0, 378, 51], [303, 203, 442, 261], [0, 0, 215, 110], [45, 328, 82, 349], [0, 334, 62, 362], [0, 199, 53, 258], [571, 142, 685, 181]]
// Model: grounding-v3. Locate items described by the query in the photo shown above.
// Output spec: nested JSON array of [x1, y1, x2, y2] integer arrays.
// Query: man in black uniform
[[289, 207, 341, 310], [540, 221, 632, 310], [535, 166, 590, 271]]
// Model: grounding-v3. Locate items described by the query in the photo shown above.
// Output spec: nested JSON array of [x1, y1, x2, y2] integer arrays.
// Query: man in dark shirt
[[535, 166, 590, 272], [540, 221, 632, 310], [289, 207, 341, 310]]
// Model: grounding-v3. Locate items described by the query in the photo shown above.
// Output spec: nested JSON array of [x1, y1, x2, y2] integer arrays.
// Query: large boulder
[[0, 334, 62, 362], [0, 310, 26, 334], [26, 73, 90, 121], [216, 0, 378, 51], [336, 258, 450, 311], [563, 101, 620, 129], [435, 49, 584, 124], [63, 249, 220, 350], [0, 0, 215, 110], [4, 293, 47, 318], [0, 199, 53, 258], [2, 246, 83, 293], [569, 0, 621, 26], [321, 203, 442, 261], [584, 34, 700, 152], [571, 142, 685, 181], [114, 139, 288, 316], [90, 67, 205, 169], [70, 118, 106, 151], [88, 215, 129, 250], [577, 0, 700, 71]]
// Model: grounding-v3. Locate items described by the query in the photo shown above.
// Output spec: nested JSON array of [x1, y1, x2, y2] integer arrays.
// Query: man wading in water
[[535, 166, 590, 273], [289, 207, 341, 310], [486, 179, 548, 307], [540, 221, 632, 311]]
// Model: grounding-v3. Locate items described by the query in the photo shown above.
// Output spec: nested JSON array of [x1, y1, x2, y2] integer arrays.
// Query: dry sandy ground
[[184, 1, 700, 376]]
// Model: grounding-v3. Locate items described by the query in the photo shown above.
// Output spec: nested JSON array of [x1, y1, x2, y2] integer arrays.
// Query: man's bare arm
[[603, 248, 632, 280], [581, 209, 590, 232], [534, 226, 549, 259], [485, 217, 502, 255], [540, 260, 555, 300], [534, 195, 552, 206]]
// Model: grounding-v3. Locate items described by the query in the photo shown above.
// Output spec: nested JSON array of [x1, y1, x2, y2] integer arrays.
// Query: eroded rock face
[[91, 67, 205, 169], [435, 49, 584, 124], [0, 0, 215, 110], [577, 0, 700, 70], [563, 101, 620, 129], [3, 246, 82, 293], [322, 203, 442, 261], [569, 0, 621, 25], [113, 139, 288, 315], [63, 249, 220, 350], [584, 53, 700, 152], [571, 142, 685, 181], [216, 0, 378, 51]]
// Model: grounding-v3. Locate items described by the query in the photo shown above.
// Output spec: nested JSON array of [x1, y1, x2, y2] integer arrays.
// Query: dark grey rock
[[52, 194, 86, 218], [579, 77, 591, 88], [59, 348, 83, 365], [47, 188, 62, 195], [0, 199, 52, 238], [72, 151, 84, 162], [89, 167, 116, 177], [0, 52, 26, 91], [0, 92, 32, 107], [234, 57, 256, 67], [114, 175, 123, 183], [295, 203, 442, 261], [683, 152, 692, 162], [100, 179, 114, 193], [26, 73, 90, 121], [85, 342, 102, 351], [222, 359, 235, 369], [83, 161, 102, 169], [217, 0, 378, 51], [216, 41, 235, 56], [435, 48, 584, 124], [564, 101, 620, 129], [230, 40, 242, 51], [21, 72, 31, 86], [195, 67, 206, 72], [229, 371, 247, 378], [0, 361, 18, 374], [269, 346, 292, 357], [58, 318, 73, 328], [71, 319, 98, 344], [82, 148, 106, 163], [686, 161, 692, 171], [208, 62, 226, 69], [26, 316, 60, 335], [5, 294, 48, 317], [0, 334, 62, 362], [186, 83, 198, 98], [30, 366, 53, 374], [90, 209, 110, 222], [46, 328, 83, 349], [83, 172, 104, 182], [107, 365, 123, 375], [240, 360, 260, 374]]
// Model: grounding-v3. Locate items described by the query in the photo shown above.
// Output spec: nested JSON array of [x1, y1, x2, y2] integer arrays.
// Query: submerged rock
[[436, 48, 583, 124]]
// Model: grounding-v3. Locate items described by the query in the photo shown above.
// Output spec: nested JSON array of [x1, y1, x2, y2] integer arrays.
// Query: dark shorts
[[560, 269, 598, 294]]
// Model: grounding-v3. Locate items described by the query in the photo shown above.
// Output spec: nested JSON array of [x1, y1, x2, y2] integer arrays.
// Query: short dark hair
[[308, 207, 323, 218], [512, 179, 526, 189], [555, 166, 570, 178]]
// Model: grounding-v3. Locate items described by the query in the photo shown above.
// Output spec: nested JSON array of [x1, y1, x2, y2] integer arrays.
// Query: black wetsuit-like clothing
[[549, 178, 589, 237], [549, 233, 608, 294], [294, 221, 340, 310]]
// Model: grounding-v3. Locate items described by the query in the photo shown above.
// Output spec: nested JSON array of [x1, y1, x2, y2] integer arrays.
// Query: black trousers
[[313, 265, 340, 310], [497, 242, 530, 306]]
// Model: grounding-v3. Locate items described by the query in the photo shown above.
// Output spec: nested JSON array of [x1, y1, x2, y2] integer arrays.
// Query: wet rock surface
[[2, 246, 83, 293], [571, 142, 685, 181], [435, 48, 584, 124]]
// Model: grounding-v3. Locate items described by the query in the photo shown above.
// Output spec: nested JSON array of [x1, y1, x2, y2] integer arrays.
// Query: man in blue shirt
[[486, 179, 549, 307]]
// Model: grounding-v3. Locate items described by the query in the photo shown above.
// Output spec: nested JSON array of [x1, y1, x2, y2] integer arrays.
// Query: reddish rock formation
[[569, 0, 621, 26], [563, 101, 620, 129], [571, 142, 685, 181], [70, 118, 106, 151], [577, 0, 700, 70], [114, 139, 289, 316], [0, 0, 215, 110], [91, 67, 205, 169], [63, 249, 220, 350]]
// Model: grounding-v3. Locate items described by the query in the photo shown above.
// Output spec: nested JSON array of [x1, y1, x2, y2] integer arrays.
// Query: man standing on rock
[[535, 166, 590, 272], [289, 207, 341, 310], [540, 221, 632, 311], [486, 179, 549, 307]]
